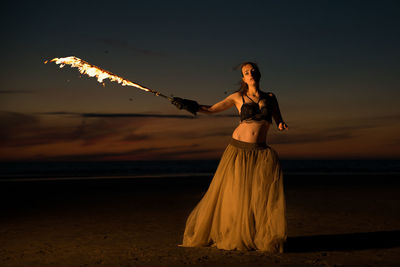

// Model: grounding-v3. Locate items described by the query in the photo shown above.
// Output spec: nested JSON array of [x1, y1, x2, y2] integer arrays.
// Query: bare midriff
[[232, 121, 270, 143]]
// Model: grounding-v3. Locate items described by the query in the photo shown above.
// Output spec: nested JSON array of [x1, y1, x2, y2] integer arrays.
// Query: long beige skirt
[[180, 138, 287, 252]]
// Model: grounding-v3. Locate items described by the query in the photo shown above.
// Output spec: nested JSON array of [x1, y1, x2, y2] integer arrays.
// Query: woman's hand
[[278, 122, 289, 131], [171, 97, 200, 115]]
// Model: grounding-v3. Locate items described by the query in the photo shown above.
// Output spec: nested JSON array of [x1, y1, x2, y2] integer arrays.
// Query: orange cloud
[[1, 111, 399, 161]]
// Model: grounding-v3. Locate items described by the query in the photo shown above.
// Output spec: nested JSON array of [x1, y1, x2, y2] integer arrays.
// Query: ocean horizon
[[1, 159, 399, 182]]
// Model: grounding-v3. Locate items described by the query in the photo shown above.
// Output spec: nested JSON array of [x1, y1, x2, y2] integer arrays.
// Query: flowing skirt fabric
[[180, 138, 287, 252]]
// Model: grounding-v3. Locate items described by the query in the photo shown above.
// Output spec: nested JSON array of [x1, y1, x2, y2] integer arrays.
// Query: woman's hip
[[229, 138, 269, 150]]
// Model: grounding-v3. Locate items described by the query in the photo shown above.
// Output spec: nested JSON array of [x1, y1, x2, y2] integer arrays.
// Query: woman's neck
[[247, 85, 259, 97]]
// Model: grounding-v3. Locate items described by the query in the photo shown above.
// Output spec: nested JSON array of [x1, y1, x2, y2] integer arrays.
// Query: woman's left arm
[[269, 93, 289, 131]]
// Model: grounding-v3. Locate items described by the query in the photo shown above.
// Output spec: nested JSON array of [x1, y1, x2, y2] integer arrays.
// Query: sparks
[[45, 56, 171, 99]]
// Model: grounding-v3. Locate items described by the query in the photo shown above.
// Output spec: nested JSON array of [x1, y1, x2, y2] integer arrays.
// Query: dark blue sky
[[1, 1, 400, 160]]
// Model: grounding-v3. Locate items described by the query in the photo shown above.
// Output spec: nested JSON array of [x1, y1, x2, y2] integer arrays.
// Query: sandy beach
[[1, 174, 399, 267]]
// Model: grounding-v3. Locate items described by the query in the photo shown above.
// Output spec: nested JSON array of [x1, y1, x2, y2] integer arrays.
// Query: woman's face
[[241, 64, 260, 87]]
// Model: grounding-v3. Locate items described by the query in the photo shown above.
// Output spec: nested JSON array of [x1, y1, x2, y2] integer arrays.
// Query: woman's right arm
[[198, 94, 236, 114]]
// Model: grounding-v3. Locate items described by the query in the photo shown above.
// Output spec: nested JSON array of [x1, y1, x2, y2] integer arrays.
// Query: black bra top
[[239, 92, 284, 125], [240, 93, 272, 123]]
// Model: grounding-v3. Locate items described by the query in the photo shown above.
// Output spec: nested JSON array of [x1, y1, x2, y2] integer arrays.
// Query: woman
[[172, 62, 288, 252]]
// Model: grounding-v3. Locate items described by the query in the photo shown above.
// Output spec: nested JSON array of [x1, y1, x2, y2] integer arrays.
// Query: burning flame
[[45, 56, 167, 97]]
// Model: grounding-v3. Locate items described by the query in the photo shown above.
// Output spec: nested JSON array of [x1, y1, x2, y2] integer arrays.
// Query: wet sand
[[1, 175, 400, 267]]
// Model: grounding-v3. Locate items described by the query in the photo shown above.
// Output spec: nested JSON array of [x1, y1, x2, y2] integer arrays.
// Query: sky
[[1, 0, 399, 161]]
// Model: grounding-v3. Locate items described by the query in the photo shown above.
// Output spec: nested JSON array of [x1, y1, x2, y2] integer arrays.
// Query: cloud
[[0, 112, 42, 146], [81, 113, 194, 119], [1, 111, 234, 152], [268, 124, 376, 145], [0, 111, 38, 128], [120, 133, 151, 142], [29, 143, 211, 161], [34, 111, 397, 147], [269, 131, 353, 145], [70, 117, 144, 146], [368, 114, 400, 123], [3, 110, 398, 160], [0, 112, 77, 147], [0, 111, 151, 148], [269, 112, 400, 146], [41, 111, 195, 119], [40, 111, 238, 119], [0, 110, 224, 160], [0, 90, 34, 94]]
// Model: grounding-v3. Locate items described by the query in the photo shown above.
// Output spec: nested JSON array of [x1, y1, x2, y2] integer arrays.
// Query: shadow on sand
[[285, 230, 400, 252]]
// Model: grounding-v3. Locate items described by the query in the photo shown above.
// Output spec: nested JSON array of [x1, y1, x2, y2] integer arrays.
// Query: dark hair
[[236, 62, 261, 95]]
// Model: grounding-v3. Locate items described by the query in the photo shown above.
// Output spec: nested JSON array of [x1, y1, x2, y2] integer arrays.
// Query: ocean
[[1, 160, 399, 183]]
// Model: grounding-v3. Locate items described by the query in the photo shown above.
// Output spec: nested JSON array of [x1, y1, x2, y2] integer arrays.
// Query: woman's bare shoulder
[[260, 90, 276, 97], [227, 91, 242, 101]]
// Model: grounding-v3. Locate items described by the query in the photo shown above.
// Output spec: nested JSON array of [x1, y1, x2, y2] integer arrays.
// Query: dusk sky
[[1, 1, 399, 161]]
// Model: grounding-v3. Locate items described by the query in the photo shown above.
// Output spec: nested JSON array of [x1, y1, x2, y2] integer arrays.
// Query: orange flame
[[45, 56, 159, 94]]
